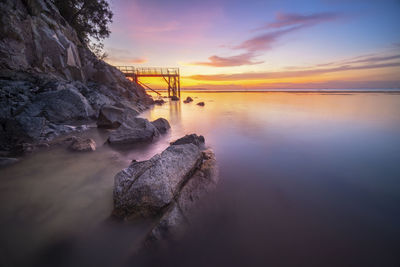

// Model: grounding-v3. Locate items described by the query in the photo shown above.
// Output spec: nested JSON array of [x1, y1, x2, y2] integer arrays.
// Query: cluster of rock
[[112, 134, 219, 247], [95, 104, 170, 145], [0, 0, 153, 156], [183, 96, 205, 106]]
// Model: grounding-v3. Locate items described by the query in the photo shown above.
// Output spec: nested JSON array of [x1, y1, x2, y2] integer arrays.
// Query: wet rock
[[151, 118, 171, 134], [197, 101, 205, 106], [108, 118, 160, 145], [69, 137, 96, 152], [113, 142, 203, 218], [112, 134, 219, 247], [183, 96, 193, 103], [4, 115, 48, 142], [25, 87, 95, 123], [97, 105, 125, 128], [0, 157, 19, 167], [170, 96, 179, 101], [96, 105, 139, 129], [146, 148, 218, 245], [170, 134, 205, 147]]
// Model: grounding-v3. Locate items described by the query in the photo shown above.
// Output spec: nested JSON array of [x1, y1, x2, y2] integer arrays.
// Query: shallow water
[[1, 92, 400, 266]]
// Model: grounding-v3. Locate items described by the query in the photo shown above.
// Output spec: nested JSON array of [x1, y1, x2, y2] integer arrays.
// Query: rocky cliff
[[0, 0, 153, 155]]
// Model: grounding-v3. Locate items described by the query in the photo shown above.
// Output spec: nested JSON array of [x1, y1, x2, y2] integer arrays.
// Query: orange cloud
[[187, 58, 400, 81], [188, 52, 263, 67]]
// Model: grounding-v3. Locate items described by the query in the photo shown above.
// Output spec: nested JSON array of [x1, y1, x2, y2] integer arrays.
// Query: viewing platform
[[115, 66, 180, 98]]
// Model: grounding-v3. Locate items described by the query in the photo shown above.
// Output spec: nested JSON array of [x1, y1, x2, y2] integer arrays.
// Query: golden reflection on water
[[144, 91, 400, 145]]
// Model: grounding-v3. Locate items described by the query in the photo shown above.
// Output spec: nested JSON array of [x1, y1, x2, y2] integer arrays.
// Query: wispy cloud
[[234, 26, 300, 52], [187, 55, 400, 81], [105, 48, 147, 65], [188, 52, 263, 67], [237, 12, 342, 52], [256, 12, 342, 30], [193, 11, 342, 67]]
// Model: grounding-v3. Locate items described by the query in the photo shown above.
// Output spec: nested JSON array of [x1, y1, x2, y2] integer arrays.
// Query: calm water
[[1, 92, 400, 266]]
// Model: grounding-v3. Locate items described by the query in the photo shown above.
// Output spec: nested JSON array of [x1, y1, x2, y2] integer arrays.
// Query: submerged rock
[[183, 96, 193, 103], [151, 118, 171, 134], [112, 134, 219, 247], [197, 101, 205, 106], [107, 117, 160, 145], [69, 137, 96, 152]]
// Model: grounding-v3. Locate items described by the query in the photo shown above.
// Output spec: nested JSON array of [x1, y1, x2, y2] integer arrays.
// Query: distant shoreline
[[147, 89, 400, 93]]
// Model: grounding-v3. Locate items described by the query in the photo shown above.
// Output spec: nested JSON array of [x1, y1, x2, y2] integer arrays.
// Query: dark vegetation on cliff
[[53, 0, 113, 58]]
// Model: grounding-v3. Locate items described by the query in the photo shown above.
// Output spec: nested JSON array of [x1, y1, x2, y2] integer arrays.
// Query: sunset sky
[[104, 0, 400, 90]]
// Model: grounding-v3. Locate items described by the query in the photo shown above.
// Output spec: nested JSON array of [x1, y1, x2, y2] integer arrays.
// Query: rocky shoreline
[[0, 0, 219, 250], [0, 0, 153, 158]]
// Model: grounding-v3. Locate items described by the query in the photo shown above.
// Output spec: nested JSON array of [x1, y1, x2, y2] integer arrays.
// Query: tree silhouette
[[53, 0, 113, 57]]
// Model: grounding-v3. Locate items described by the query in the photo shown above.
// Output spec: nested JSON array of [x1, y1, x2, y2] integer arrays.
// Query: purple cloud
[[192, 11, 342, 67], [234, 26, 299, 52], [189, 52, 264, 67], [259, 12, 342, 30]]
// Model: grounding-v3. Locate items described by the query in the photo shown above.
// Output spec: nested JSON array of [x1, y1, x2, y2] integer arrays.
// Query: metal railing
[[115, 66, 179, 76], [115, 66, 135, 73]]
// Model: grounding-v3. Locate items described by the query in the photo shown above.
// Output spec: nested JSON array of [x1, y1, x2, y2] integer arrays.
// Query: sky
[[104, 0, 400, 90]]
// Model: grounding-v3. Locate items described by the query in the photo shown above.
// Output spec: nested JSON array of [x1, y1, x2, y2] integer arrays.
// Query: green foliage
[[52, 0, 113, 45]]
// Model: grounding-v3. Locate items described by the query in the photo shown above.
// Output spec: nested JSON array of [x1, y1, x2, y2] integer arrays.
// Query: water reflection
[[0, 92, 400, 266]]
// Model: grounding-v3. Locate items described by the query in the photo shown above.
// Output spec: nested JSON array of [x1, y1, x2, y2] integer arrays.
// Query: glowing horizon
[[104, 0, 400, 90]]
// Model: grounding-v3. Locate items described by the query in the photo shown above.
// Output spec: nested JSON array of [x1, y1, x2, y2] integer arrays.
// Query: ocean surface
[[1, 91, 400, 266]]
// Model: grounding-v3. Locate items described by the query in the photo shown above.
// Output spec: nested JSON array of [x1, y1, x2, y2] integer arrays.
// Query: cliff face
[[0, 0, 153, 154]]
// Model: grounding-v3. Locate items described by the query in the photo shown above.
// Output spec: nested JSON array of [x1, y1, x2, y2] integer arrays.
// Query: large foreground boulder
[[146, 148, 218, 245], [107, 118, 160, 145], [112, 134, 218, 246], [170, 134, 205, 147]]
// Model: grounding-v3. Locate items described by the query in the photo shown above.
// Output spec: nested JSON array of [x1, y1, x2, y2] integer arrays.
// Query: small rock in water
[[151, 118, 171, 134], [153, 99, 165, 105], [69, 137, 96, 152], [183, 97, 193, 103], [197, 102, 205, 106], [171, 96, 180, 101]]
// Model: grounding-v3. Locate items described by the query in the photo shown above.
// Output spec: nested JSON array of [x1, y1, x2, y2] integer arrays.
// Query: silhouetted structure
[[116, 66, 180, 98]]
